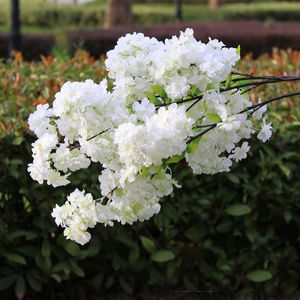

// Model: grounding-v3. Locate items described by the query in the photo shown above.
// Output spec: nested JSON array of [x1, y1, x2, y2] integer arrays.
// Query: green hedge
[[0, 33, 55, 60], [68, 22, 300, 58], [1, 2, 300, 29], [0, 50, 300, 299], [222, 2, 300, 21]]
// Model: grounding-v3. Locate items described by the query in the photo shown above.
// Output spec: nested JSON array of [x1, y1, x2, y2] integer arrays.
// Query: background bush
[[68, 22, 300, 58], [0, 1, 300, 29], [222, 2, 300, 21], [0, 34, 55, 60], [0, 50, 300, 299]]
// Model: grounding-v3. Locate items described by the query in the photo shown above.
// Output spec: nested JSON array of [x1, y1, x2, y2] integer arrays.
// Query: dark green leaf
[[0, 274, 18, 291], [225, 204, 251, 216], [42, 239, 51, 258], [5, 253, 26, 265], [64, 241, 80, 256], [70, 261, 85, 277], [50, 274, 61, 283], [246, 270, 272, 282], [140, 236, 156, 254], [118, 276, 133, 294], [26, 274, 42, 292], [151, 250, 175, 263], [15, 276, 26, 300]]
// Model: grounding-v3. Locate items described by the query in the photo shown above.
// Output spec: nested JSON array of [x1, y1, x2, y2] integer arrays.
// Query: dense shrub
[[0, 1, 300, 29], [68, 22, 300, 58], [0, 3, 105, 27], [21, 6, 105, 28], [0, 33, 55, 60], [222, 2, 300, 21], [0, 50, 299, 299]]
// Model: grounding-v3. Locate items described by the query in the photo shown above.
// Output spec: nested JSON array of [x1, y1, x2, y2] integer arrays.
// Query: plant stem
[[187, 90, 300, 144], [187, 124, 217, 144], [86, 129, 109, 141], [231, 72, 300, 82], [159, 75, 300, 110], [239, 90, 300, 114]]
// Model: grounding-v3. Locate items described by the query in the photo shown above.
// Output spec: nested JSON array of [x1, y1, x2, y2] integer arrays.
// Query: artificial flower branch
[[155, 75, 300, 109], [188, 90, 300, 144], [27, 29, 299, 245]]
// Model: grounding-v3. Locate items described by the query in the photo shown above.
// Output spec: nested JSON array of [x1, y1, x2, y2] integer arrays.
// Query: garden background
[[0, 0, 300, 299]]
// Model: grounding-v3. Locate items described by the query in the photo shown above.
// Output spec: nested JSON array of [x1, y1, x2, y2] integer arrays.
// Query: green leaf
[[185, 227, 202, 242], [225, 204, 251, 216], [165, 154, 184, 164], [246, 270, 272, 282], [203, 101, 208, 113], [42, 239, 51, 258], [50, 274, 61, 283], [151, 85, 167, 98], [9, 230, 37, 241], [118, 276, 133, 294], [145, 91, 161, 105], [151, 250, 175, 263], [284, 210, 292, 223], [85, 238, 101, 257], [51, 262, 68, 273], [225, 74, 232, 88], [129, 247, 140, 264], [187, 137, 201, 154], [279, 165, 291, 178], [26, 274, 42, 292], [227, 174, 240, 184], [140, 236, 156, 254], [12, 137, 23, 145], [141, 166, 150, 177], [15, 276, 26, 300], [236, 45, 241, 56], [0, 274, 18, 291], [5, 253, 26, 265], [64, 241, 80, 256], [90, 274, 103, 291], [35, 254, 51, 272], [190, 86, 201, 97], [112, 254, 123, 271], [207, 114, 222, 123], [105, 275, 115, 289], [70, 261, 85, 277]]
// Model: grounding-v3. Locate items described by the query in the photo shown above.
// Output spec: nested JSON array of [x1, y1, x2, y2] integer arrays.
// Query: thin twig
[[86, 129, 109, 141], [186, 90, 300, 145], [187, 124, 217, 144], [193, 123, 217, 129], [184, 76, 300, 111], [239, 90, 300, 114], [155, 75, 300, 109], [231, 72, 300, 82], [68, 129, 109, 150], [225, 77, 300, 92]]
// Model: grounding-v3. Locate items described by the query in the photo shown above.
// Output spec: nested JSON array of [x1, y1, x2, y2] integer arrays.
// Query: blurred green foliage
[[0, 50, 300, 299], [222, 2, 300, 21], [0, 1, 299, 31]]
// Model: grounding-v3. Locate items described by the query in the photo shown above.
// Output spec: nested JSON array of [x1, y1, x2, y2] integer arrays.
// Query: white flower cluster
[[28, 29, 272, 245]]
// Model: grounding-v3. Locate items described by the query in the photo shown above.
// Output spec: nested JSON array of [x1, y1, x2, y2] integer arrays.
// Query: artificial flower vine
[[28, 29, 300, 245]]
